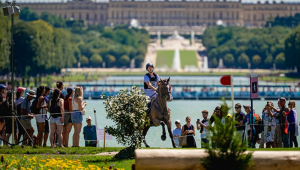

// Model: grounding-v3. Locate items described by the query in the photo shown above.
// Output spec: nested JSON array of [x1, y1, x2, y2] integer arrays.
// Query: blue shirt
[[83, 125, 97, 146], [144, 73, 160, 98], [21, 97, 31, 120], [173, 128, 181, 145]]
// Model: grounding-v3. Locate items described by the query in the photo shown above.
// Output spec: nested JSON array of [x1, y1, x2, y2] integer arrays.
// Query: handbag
[[178, 136, 187, 146]]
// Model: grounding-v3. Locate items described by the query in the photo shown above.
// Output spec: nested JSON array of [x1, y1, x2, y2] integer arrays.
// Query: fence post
[[94, 108, 100, 148]]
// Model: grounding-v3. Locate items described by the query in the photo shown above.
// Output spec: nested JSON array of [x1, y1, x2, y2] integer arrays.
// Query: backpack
[[30, 98, 40, 114]]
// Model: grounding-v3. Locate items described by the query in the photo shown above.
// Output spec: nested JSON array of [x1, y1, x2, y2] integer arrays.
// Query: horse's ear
[[167, 77, 170, 83]]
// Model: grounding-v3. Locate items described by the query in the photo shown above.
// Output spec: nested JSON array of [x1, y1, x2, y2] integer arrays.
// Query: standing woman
[[287, 100, 299, 147], [4, 91, 18, 145], [63, 88, 73, 147], [181, 116, 197, 148], [49, 89, 64, 148], [15, 87, 26, 144], [71, 87, 87, 147], [263, 102, 276, 148], [35, 86, 47, 146]]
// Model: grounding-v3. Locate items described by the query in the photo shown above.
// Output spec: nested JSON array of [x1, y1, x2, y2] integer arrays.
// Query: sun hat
[[27, 90, 36, 97], [175, 119, 180, 124], [17, 87, 26, 93], [0, 84, 7, 90]]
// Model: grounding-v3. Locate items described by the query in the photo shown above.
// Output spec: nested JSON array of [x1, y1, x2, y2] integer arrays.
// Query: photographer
[[197, 110, 209, 148]]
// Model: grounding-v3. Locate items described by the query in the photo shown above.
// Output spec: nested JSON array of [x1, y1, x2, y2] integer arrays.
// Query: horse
[[142, 77, 177, 148]]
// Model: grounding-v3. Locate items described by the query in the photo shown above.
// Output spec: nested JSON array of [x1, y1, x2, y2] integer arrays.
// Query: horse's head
[[158, 77, 173, 102]]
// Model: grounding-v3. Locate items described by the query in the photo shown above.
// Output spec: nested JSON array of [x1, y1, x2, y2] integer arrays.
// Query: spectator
[[56, 81, 65, 99], [234, 103, 245, 141], [263, 102, 276, 148], [209, 106, 222, 124], [43, 86, 50, 147], [83, 116, 97, 147], [270, 97, 290, 148], [197, 110, 209, 148], [0, 84, 6, 145], [20, 90, 36, 146], [172, 120, 181, 148], [287, 100, 298, 147], [15, 87, 26, 144], [259, 105, 267, 148], [243, 105, 256, 148], [35, 86, 47, 146], [181, 116, 196, 148], [49, 88, 64, 148], [3, 91, 18, 145], [63, 88, 73, 147], [71, 86, 87, 147]]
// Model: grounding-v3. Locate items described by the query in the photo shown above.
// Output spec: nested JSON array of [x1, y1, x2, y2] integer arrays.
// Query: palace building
[[19, 0, 300, 27]]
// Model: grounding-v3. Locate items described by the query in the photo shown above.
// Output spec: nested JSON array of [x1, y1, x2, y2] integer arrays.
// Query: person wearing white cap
[[20, 90, 36, 146], [173, 119, 182, 148], [83, 116, 97, 147]]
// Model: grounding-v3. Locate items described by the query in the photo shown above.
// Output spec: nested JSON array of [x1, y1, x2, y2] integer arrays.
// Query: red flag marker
[[220, 75, 231, 86]]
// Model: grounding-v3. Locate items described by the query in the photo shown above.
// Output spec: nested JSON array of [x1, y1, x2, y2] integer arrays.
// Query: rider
[[144, 63, 160, 99]]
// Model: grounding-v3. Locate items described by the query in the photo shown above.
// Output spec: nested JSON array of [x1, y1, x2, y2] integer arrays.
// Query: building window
[[117, 11, 119, 19], [112, 12, 114, 19], [86, 14, 89, 20], [94, 14, 97, 20], [79, 13, 82, 20]]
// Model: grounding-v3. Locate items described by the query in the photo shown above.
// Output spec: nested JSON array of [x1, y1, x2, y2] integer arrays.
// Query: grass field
[[180, 50, 198, 69], [156, 50, 174, 68]]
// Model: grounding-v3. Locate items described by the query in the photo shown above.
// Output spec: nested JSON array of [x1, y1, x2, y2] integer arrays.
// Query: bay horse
[[142, 77, 177, 148]]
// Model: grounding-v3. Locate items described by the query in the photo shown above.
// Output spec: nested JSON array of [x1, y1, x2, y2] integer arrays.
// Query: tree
[[105, 55, 116, 67], [103, 85, 149, 159], [118, 55, 130, 67], [223, 53, 234, 67], [90, 54, 103, 67], [211, 57, 218, 68], [0, 8, 11, 73], [252, 55, 261, 66], [79, 55, 89, 66], [237, 53, 250, 67], [285, 25, 300, 71], [264, 55, 273, 67], [275, 52, 285, 68]]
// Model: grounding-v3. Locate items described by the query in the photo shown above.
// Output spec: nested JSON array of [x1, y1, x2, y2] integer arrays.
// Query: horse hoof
[[161, 135, 166, 141]]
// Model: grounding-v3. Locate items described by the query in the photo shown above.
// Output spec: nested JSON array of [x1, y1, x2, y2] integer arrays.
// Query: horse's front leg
[[166, 120, 177, 148], [160, 121, 166, 141]]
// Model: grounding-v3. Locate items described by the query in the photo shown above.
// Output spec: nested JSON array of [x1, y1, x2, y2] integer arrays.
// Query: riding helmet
[[146, 63, 154, 71]]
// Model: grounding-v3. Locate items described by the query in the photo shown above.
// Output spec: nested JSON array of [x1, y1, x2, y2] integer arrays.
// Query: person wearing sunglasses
[[234, 103, 245, 141]]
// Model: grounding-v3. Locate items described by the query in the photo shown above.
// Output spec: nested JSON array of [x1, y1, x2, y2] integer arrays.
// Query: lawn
[[156, 50, 174, 69], [179, 50, 198, 69]]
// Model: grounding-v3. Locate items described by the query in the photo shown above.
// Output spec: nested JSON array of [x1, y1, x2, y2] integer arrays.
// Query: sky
[[3, 0, 300, 3]]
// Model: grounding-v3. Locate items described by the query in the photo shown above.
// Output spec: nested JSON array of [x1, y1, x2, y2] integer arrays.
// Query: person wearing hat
[[0, 84, 7, 146], [173, 119, 182, 148], [83, 116, 97, 147], [144, 63, 160, 99], [20, 90, 36, 146], [63, 88, 73, 147]]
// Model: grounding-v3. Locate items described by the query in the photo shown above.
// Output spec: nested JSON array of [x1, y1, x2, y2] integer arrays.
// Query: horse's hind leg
[[142, 125, 151, 147], [166, 120, 177, 148]]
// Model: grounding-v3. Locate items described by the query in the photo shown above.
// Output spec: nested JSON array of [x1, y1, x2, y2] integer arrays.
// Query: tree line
[[203, 26, 291, 69], [0, 6, 149, 76]]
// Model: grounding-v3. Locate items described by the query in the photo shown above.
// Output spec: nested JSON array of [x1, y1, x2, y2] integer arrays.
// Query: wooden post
[[103, 129, 106, 149]]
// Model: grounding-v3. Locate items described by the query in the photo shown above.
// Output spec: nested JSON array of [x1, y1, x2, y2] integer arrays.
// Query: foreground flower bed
[[0, 154, 125, 170]]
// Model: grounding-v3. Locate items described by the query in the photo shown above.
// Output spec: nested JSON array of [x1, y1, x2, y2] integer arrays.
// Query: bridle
[[158, 81, 171, 98]]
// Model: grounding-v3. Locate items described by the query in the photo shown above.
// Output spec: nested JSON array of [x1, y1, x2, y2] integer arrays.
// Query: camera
[[197, 119, 200, 122]]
